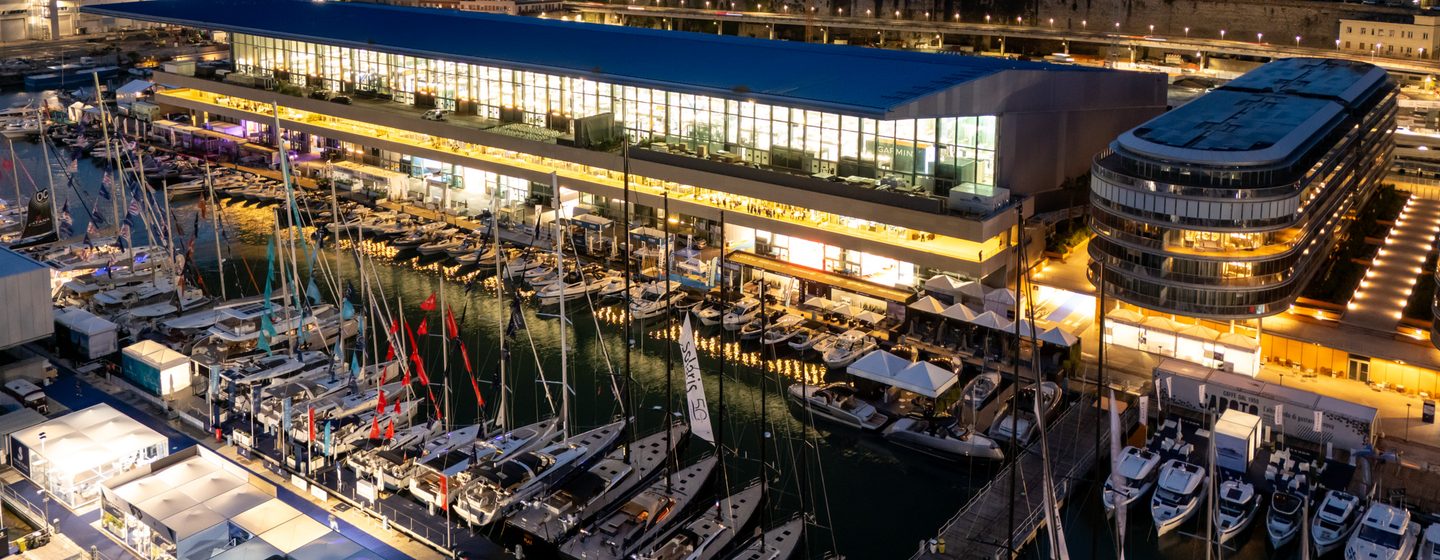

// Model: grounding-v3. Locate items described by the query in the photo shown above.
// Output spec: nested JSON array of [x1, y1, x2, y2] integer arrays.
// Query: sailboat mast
[[1006, 205, 1023, 558], [38, 111, 55, 240], [663, 189, 673, 492], [93, 71, 130, 251], [758, 276, 769, 553], [717, 210, 725, 463], [492, 183, 508, 431], [207, 162, 227, 301], [621, 136, 634, 463], [5, 137, 18, 206], [272, 102, 304, 349], [553, 172, 568, 439]]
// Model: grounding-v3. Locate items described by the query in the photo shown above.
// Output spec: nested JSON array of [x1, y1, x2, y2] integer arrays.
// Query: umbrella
[[804, 296, 834, 310]]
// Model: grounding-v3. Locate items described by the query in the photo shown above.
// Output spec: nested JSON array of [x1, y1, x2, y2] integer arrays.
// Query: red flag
[[439, 476, 448, 510], [394, 398, 401, 415], [377, 363, 387, 386], [369, 416, 380, 439], [458, 341, 473, 375], [404, 320, 420, 354], [416, 318, 429, 337], [419, 292, 437, 311], [308, 407, 315, 442], [469, 373, 485, 408], [410, 352, 430, 386], [402, 365, 411, 387], [377, 390, 387, 414], [389, 318, 400, 334], [445, 307, 460, 340], [1, 159, 12, 171], [384, 344, 396, 362], [385, 419, 395, 440]]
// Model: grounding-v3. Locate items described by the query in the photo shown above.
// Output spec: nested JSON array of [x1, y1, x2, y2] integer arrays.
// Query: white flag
[[679, 316, 716, 444], [1198, 384, 1207, 409], [1275, 404, 1284, 426], [1313, 410, 1323, 433], [1139, 395, 1149, 426]]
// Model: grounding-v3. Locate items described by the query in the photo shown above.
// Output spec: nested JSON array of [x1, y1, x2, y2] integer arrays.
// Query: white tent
[[1106, 307, 1144, 324], [970, 311, 1013, 332], [258, 515, 330, 553], [1015, 319, 1039, 340], [1038, 327, 1079, 347], [212, 538, 285, 560], [908, 295, 947, 315], [289, 532, 366, 560], [890, 361, 960, 398], [940, 304, 977, 322], [232, 500, 302, 536], [845, 350, 910, 383], [957, 281, 987, 299], [923, 274, 966, 298], [854, 310, 884, 324], [829, 302, 855, 317], [123, 340, 192, 396], [984, 288, 1017, 317], [803, 296, 834, 310], [10, 404, 167, 508]]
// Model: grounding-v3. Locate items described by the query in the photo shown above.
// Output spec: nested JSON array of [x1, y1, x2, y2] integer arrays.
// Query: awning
[[803, 296, 834, 310], [1216, 332, 1260, 351], [923, 274, 966, 294], [984, 288, 1017, 306], [629, 226, 667, 242], [970, 311, 1013, 331], [940, 304, 977, 322], [891, 361, 960, 398], [908, 295, 947, 315], [570, 213, 612, 230], [957, 281, 987, 298], [846, 350, 910, 383], [1142, 316, 1177, 332], [1107, 307, 1144, 324], [1178, 323, 1220, 341], [1038, 327, 1079, 347], [727, 251, 914, 304]]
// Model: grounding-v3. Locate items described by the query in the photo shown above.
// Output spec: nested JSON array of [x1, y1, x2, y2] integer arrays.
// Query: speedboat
[[505, 252, 550, 279], [882, 416, 1004, 461], [631, 284, 687, 321], [987, 381, 1061, 446], [536, 271, 601, 306], [693, 299, 725, 326], [633, 481, 764, 560], [786, 383, 889, 431], [1346, 502, 1419, 560], [1215, 479, 1260, 544], [390, 229, 433, 250], [418, 234, 467, 256], [721, 297, 761, 330], [590, 271, 627, 299], [1419, 523, 1440, 560], [560, 456, 719, 560], [1312, 490, 1363, 556], [761, 314, 807, 347], [1102, 446, 1162, 514], [1268, 491, 1308, 549], [960, 372, 1002, 409], [821, 330, 876, 369], [1150, 459, 1207, 537], [787, 328, 829, 354], [409, 418, 561, 510], [723, 517, 804, 560]]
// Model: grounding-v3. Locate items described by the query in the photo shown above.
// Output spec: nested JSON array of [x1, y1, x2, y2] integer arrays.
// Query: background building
[[1089, 57, 1397, 319], [1339, 14, 1440, 59]]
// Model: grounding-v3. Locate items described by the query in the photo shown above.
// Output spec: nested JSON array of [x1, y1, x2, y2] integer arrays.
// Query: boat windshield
[[1219, 500, 1246, 516], [1154, 488, 1183, 505], [1357, 524, 1403, 549]]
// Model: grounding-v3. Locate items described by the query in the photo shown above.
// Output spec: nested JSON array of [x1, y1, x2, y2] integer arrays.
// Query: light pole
[[1184, 26, 1189, 37], [1336, 38, 1341, 50], [1257, 32, 1263, 43], [1114, 21, 1120, 32], [1407, 402, 1413, 440], [985, 14, 990, 24], [1149, 24, 1154, 35], [1295, 35, 1301, 47], [1220, 29, 1226, 41], [1082, 19, 1087, 30], [1049, 17, 1054, 28]]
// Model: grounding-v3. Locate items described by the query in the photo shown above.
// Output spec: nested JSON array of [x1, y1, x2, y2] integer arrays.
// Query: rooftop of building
[[1115, 58, 1390, 168], [82, 0, 1117, 118]]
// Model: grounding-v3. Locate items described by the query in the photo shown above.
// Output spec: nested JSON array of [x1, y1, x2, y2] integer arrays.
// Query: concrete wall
[[0, 250, 51, 351], [1035, 0, 1412, 48]]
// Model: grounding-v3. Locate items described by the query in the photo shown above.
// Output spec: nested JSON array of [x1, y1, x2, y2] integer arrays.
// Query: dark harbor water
[[13, 90, 1314, 560]]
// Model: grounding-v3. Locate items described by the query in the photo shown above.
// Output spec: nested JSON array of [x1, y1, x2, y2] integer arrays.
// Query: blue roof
[[84, 0, 1097, 116]]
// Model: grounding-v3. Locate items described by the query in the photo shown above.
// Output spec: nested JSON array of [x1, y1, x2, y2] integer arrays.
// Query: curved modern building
[[1089, 58, 1396, 319]]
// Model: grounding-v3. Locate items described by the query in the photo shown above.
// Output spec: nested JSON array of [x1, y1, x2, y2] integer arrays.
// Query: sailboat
[[722, 517, 805, 560], [558, 455, 719, 559], [634, 481, 764, 560], [450, 419, 625, 526]]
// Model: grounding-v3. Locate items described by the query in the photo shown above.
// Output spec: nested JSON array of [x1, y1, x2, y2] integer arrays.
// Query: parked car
[[421, 109, 449, 121], [308, 90, 332, 101], [330, 95, 352, 105]]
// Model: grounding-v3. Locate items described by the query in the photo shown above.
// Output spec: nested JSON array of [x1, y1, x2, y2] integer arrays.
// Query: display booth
[[122, 341, 192, 397], [9, 404, 167, 509]]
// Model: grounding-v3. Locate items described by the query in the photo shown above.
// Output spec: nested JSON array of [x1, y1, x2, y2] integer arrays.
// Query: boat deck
[[913, 394, 1133, 559]]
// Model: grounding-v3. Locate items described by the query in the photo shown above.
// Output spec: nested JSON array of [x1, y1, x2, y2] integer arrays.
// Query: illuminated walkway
[[1342, 197, 1440, 334]]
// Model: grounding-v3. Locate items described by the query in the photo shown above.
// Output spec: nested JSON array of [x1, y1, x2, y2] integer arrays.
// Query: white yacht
[[634, 482, 764, 560], [631, 284, 687, 321], [410, 418, 561, 510], [560, 456, 719, 560], [721, 297, 762, 330], [1150, 459, 1207, 536], [787, 329, 828, 353], [536, 271, 602, 306], [1215, 479, 1260, 544], [1346, 502, 1419, 560], [1267, 491, 1308, 549], [821, 330, 877, 369], [1311, 489, 1363, 556], [987, 382, 1061, 446], [723, 517, 804, 560], [960, 372, 1002, 409], [693, 299, 725, 326], [1419, 523, 1440, 560], [452, 420, 625, 527], [786, 383, 889, 431], [1102, 446, 1162, 513], [882, 416, 1004, 461]]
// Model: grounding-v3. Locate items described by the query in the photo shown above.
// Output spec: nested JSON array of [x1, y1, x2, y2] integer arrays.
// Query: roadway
[[566, 2, 1440, 76]]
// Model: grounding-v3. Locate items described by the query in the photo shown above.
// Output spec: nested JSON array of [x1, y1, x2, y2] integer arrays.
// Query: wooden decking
[[913, 395, 1134, 559]]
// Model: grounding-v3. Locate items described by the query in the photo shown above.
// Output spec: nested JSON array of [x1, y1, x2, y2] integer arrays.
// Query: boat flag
[[385, 419, 395, 440], [258, 315, 273, 355], [393, 398, 401, 415], [1275, 404, 1284, 426], [420, 292, 437, 311], [341, 299, 355, 320], [323, 421, 332, 457], [445, 307, 459, 340], [439, 476, 448, 510], [306, 279, 322, 305], [127, 197, 140, 218], [458, 341, 473, 375], [282, 397, 293, 439], [1313, 410, 1323, 433], [410, 352, 430, 386], [402, 361, 411, 387], [308, 406, 316, 443], [389, 318, 400, 335], [350, 354, 359, 375], [385, 343, 396, 362], [369, 416, 380, 440], [377, 390, 386, 414], [89, 208, 104, 225], [416, 317, 429, 337], [678, 316, 715, 444]]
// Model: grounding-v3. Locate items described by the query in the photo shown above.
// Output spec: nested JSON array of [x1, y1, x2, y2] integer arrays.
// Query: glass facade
[[230, 33, 999, 198], [1089, 60, 1397, 319]]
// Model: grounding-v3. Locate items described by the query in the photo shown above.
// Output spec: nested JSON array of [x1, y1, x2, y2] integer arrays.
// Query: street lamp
[[1114, 21, 1120, 31], [1017, 16, 1023, 25], [985, 14, 991, 23], [1220, 29, 1226, 40], [1049, 17, 1054, 28], [1149, 24, 1154, 34], [1082, 19, 1087, 29], [1336, 38, 1341, 49], [1295, 35, 1301, 47], [1184, 26, 1189, 37], [1257, 32, 1263, 43]]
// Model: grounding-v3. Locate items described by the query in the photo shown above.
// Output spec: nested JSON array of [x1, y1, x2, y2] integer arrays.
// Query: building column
[[47, 0, 59, 40]]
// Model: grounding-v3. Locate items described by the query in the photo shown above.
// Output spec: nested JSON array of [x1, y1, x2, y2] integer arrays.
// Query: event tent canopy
[[890, 361, 960, 398], [846, 350, 910, 383], [940, 304, 977, 322], [1038, 327, 1079, 347], [908, 295, 947, 315]]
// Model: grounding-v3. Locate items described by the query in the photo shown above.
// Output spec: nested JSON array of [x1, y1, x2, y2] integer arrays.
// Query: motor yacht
[[1215, 479, 1260, 544], [1102, 446, 1162, 514], [721, 297, 762, 330], [631, 284, 687, 321], [882, 416, 1004, 461], [760, 315, 807, 347], [1418, 523, 1440, 560], [1151, 459, 1207, 536], [821, 329, 877, 369], [1312, 490, 1363, 556], [560, 456, 719, 559], [1267, 491, 1308, 549], [1345, 502, 1418, 560], [959, 372, 1002, 409], [786, 382, 889, 431]]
